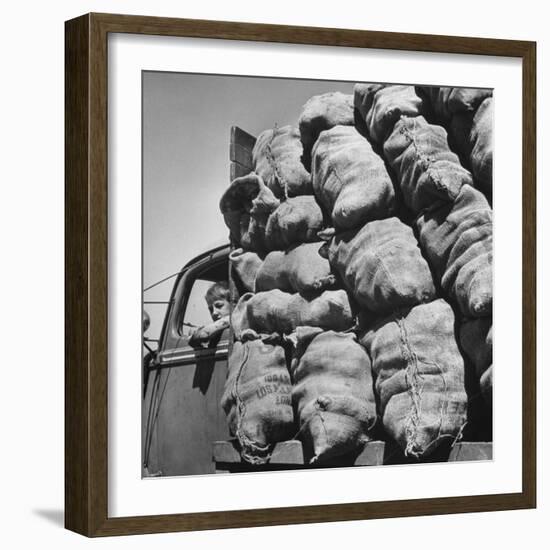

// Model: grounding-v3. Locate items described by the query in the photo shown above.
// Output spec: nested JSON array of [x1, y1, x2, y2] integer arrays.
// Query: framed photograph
[[65, 13, 536, 537]]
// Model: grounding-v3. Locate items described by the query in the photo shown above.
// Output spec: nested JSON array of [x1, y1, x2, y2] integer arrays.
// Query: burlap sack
[[231, 289, 354, 337], [460, 318, 493, 403], [255, 242, 336, 295], [230, 293, 253, 340], [415, 86, 492, 121], [354, 84, 424, 146], [311, 125, 395, 230], [360, 299, 468, 457], [252, 125, 312, 199], [229, 248, 264, 293], [221, 337, 295, 464], [219, 173, 280, 252], [265, 195, 324, 250], [384, 116, 473, 213], [417, 184, 493, 317], [325, 217, 436, 313], [290, 327, 377, 463], [470, 97, 493, 196], [298, 92, 355, 169]]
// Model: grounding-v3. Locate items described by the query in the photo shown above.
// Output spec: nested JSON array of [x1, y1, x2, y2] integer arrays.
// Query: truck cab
[[143, 244, 232, 477]]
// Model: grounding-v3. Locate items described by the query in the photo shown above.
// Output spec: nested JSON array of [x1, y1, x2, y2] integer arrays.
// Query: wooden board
[[214, 440, 493, 470], [448, 442, 493, 461], [229, 126, 256, 181], [213, 439, 385, 471], [231, 126, 256, 157], [214, 439, 304, 465], [354, 441, 385, 466], [230, 142, 253, 168], [230, 161, 253, 181]]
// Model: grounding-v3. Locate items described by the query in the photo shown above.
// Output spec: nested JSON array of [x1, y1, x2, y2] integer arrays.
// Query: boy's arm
[[188, 316, 230, 346]]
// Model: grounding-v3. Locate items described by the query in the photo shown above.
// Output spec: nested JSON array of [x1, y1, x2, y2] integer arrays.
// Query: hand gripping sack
[[298, 92, 355, 169], [252, 125, 312, 199], [324, 218, 436, 314], [415, 86, 492, 121], [290, 327, 377, 463], [360, 299, 468, 458], [265, 195, 324, 250], [383, 116, 473, 213], [255, 242, 336, 295], [469, 97, 493, 196], [417, 184, 493, 317], [311, 125, 395, 230], [460, 318, 493, 403], [354, 84, 425, 146], [229, 248, 264, 293], [221, 337, 295, 464], [231, 289, 354, 338], [219, 173, 280, 252]]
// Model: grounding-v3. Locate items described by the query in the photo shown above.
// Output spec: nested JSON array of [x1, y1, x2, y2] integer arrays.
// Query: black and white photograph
[[142, 72, 493, 478]]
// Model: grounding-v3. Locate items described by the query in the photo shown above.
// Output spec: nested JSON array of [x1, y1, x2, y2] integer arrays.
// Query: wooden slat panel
[[230, 142, 253, 169], [231, 126, 256, 153], [229, 127, 256, 182], [230, 161, 253, 181], [448, 442, 493, 461]]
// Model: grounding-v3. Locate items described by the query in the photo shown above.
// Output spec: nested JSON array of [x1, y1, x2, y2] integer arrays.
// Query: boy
[[188, 281, 231, 347]]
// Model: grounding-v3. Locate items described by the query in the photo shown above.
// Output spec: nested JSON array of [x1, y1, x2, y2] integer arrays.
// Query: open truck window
[[181, 279, 219, 336], [176, 257, 230, 340]]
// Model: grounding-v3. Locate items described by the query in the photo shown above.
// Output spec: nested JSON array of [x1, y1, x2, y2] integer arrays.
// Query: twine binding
[[265, 124, 289, 200], [230, 343, 273, 465]]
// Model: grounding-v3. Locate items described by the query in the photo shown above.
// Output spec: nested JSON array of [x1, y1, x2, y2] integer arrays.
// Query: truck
[[142, 126, 492, 478]]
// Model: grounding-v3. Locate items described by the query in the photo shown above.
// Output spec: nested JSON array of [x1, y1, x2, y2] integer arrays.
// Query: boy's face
[[210, 298, 230, 321]]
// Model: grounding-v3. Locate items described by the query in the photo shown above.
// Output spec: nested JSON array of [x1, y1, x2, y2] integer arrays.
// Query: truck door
[[143, 251, 230, 477]]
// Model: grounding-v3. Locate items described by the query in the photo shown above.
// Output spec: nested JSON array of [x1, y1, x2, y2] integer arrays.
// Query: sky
[[143, 71, 355, 340]]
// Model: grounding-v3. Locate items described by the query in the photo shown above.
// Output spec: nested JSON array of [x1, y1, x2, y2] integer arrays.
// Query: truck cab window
[[177, 259, 230, 346], [182, 278, 217, 334]]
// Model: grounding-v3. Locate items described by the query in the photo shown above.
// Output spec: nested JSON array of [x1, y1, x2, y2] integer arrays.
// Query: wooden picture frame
[[65, 12, 536, 537]]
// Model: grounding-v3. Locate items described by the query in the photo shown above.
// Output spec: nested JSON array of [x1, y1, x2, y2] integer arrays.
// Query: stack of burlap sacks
[[219, 87, 493, 466], [354, 84, 493, 411]]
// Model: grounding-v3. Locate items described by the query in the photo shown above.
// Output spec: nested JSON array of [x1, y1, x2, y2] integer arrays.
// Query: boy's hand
[[188, 326, 209, 346], [188, 316, 230, 347]]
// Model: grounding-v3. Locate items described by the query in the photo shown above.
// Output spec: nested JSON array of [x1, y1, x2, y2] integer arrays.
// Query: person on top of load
[[188, 281, 231, 347]]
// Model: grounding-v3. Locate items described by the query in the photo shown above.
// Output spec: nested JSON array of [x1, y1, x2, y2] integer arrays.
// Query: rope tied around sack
[[230, 343, 273, 465], [417, 356, 452, 449], [265, 124, 289, 200], [398, 115, 456, 200], [396, 316, 464, 459], [399, 115, 434, 172], [396, 315, 424, 457]]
